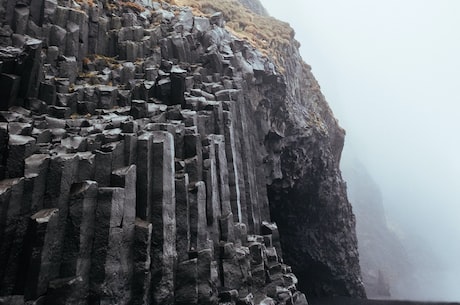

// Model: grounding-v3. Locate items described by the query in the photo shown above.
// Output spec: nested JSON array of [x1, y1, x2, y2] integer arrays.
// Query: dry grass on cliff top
[[166, 0, 297, 70]]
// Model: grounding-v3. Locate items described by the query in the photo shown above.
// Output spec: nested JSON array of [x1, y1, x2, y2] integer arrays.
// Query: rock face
[[262, 40, 366, 299], [341, 155, 411, 298], [0, 0, 364, 303]]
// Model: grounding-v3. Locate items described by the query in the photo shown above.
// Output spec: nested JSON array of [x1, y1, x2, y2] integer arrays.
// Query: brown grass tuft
[[75, 0, 95, 7], [170, 0, 296, 72], [119, 0, 146, 12]]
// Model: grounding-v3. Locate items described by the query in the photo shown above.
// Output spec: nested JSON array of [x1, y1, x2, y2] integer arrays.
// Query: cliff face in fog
[[0, 0, 365, 303], [342, 156, 411, 298]]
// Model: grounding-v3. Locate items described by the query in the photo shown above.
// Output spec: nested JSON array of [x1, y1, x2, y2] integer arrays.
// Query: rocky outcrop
[[0, 0, 364, 303], [262, 42, 366, 298]]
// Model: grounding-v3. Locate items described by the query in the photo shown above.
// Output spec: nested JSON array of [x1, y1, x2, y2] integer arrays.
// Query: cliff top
[[167, 0, 299, 70]]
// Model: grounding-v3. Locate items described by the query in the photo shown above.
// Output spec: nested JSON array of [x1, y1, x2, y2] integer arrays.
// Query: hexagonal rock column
[[175, 258, 198, 305], [131, 219, 152, 305], [0, 178, 25, 294], [6, 135, 36, 178], [59, 181, 98, 296], [23, 208, 61, 301], [189, 181, 208, 253], [150, 131, 177, 305], [175, 173, 190, 263], [90, 187, 129, 305], [136, 132, 154, 221]]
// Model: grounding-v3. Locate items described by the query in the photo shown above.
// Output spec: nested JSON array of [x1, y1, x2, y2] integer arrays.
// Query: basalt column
[[150, 131, 177, 305]]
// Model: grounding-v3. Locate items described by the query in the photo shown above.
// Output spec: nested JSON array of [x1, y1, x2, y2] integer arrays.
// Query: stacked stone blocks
[[0, 0, 308, 304]]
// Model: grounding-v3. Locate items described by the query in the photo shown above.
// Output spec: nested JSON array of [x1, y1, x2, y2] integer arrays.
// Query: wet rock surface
[[0, 0, 365, 303]]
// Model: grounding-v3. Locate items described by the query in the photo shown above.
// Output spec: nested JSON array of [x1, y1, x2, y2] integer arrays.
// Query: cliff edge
[[0, 0, 365, 303]]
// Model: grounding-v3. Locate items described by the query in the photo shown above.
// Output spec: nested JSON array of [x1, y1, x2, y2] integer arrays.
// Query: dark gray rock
[[90, 187, 128, 304], [150, 131, 176, 305], [210, 12, 224, 27], [0, 295, 24, 305], [170, 66, 187, 106], [7, 135, 36, 177], [174, 9, 194, 33], [49, 24, 66, 47], [188, 181, 207, 252], [97, 85, 118, 109], [38, 82, 56, 105], [46, 276, 85, 305], [175, 259, 199, 305], [175, 173, 190, 262], [65, 22, 79, 58], [131, 218, 152, 305], [0, 0, 366, 303], [24, 154, 50, 213], [0, 178, 25, 295], [111, 165, 137, 289], [193, 16, 210, 34], [135, 132, 153, 220], [60, 180, 97, 296], [58, 56, 77, 84], [13, 6, 29, 35], [23, 208, 60, 300], [0, 73, 21, 109]]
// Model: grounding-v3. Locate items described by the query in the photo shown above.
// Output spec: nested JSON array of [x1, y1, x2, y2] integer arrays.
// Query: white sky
[[260, 0, 460, 300]]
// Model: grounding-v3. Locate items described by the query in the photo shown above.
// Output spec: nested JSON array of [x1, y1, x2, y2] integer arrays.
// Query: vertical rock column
[[0, 154, 50, 295], [150, 131, 177, 305], [0, 178, 24, 294], [222, 98, 248, 228], [1, 154, 50, 294], [131, 219, 152, 305], [183, 126, 203, 183], [44, 154, 79, 212], [175, 258, 198, 305], [136, 133, 153, 221], [0, 123, 8, 179], [211, 135, 235, 243], [189, 181, 208, 252], [197, 249, 218, 305], [229, 90, 261, 234], [220, 244, 251, 298], [23, 154, 50, 214], [111, 164, 137, 293], [90, 187, 128, 304], [203, 139, 221, 250], [60, 181, 98, 292], [6, 135, 36, 178], [43, 154, 79, 289], [175, 173, 190, 263], [23, 208, 60, 301], [222, 110, 242, 223], [50, 181, 98, 304]]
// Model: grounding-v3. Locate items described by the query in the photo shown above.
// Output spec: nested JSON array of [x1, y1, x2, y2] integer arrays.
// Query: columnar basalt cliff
[[0, 0, 365, 303]]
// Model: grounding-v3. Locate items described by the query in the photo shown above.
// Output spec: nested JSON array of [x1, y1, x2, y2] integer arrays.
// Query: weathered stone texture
[[0, 0, 364, 303]]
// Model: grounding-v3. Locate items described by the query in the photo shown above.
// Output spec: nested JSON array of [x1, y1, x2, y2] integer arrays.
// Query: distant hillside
[[341, 154, 412, 297]]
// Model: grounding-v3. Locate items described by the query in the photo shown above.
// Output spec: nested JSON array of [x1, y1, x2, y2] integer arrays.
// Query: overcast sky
[[260, 0, 460, 301]]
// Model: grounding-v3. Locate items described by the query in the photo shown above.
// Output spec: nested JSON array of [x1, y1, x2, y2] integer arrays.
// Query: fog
[[260, 0, 460, 301]]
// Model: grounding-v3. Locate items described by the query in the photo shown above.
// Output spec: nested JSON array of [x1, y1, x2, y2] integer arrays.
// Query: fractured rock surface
[[0, 0, 365, 303]]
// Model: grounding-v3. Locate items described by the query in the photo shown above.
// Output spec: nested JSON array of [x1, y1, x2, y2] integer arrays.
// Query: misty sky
[[260, 0, 460, 300]]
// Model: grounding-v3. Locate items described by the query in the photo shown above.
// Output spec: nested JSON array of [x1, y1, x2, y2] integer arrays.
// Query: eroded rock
[[0, 0, 365, 303]]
